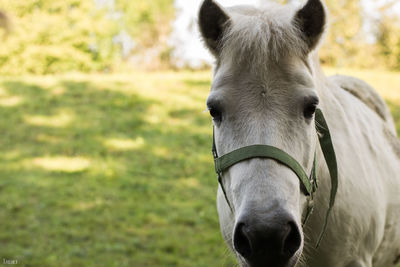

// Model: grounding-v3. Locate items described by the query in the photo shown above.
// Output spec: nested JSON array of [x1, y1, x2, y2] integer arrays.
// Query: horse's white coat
[[201, 1, 400, 266]]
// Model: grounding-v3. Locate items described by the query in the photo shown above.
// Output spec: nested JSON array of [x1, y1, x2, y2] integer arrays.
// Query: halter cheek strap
[[211, 108, 338, 248], [314, 108, 338, 247]]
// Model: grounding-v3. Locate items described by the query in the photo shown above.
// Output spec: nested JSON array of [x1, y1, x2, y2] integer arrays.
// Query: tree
[[114, 0, 175, 69], [0, 10, 10, 36], [0, 0, 120, 74], [319, 0, 367, 67], [375, 6, 400, 70]]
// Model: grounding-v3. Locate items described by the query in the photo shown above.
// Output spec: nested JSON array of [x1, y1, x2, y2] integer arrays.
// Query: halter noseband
[[211, 108, 338, 248]]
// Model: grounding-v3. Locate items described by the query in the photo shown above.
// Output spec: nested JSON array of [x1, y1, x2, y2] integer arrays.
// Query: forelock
[[221, 3, 308, 67]]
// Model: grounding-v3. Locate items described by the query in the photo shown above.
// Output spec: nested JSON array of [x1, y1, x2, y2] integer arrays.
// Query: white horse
[[198, 0, 400, 266]]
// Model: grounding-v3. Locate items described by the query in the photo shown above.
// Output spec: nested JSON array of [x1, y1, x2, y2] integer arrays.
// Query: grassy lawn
[[0, 69, 399, 267]]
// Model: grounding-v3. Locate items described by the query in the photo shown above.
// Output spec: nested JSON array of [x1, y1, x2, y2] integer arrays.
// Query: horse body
[[301, 56, 400, 267], [198, 1, 400, 266], [329, 75, 396, 132]]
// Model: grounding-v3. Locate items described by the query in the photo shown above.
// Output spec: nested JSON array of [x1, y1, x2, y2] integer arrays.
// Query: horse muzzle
[[233, 209, 302, 267]]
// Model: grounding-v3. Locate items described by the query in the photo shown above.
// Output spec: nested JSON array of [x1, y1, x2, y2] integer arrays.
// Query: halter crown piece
[[211, 108, 338, 248]]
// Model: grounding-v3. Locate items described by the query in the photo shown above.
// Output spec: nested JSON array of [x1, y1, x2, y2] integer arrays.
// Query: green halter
[[211, 108, 338, 248]]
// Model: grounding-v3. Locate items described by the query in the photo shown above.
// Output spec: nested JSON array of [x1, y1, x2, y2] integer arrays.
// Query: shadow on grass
[[0, 77, 234, 267], [1, 74, 399, 267]]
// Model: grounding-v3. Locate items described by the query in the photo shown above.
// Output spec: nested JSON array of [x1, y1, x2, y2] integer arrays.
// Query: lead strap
[[212, 127, 234, 213]]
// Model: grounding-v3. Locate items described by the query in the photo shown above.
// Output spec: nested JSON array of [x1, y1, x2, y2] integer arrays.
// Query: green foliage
[[0, 70, 399, 266], [319, 0, 366, 67], [272, 0, 400, 71], [0, 1, 120, 75], [0, 0, 175, 74], [318, 0, 400, 70], [0, 0, 400, 74], [376, 14, 400, 70], [116, 0, 174, 46], [114, 0, 175, 68]]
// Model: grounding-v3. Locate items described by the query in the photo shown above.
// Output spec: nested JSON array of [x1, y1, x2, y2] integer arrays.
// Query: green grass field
[[0, 69, 399, 267]]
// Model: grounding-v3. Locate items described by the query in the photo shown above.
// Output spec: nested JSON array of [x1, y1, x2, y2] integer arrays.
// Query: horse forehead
[[212, 61, 314, 95]]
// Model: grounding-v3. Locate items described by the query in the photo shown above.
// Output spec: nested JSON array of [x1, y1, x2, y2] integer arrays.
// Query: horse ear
[[294, 0, 326, 51], [198, 0, 231, 56]]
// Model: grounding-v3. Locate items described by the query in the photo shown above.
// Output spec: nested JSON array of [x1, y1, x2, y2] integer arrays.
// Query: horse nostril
[[282, 221, 301, 256], [233, 223, 252, 258], [233, 214, 302, 265]]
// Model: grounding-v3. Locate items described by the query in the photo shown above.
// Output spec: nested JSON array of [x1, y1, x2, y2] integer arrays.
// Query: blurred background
[[0, 0, 399, 266]]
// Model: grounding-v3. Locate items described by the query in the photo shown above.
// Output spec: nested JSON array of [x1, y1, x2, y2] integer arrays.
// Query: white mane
[[221, 3, 308, 65]]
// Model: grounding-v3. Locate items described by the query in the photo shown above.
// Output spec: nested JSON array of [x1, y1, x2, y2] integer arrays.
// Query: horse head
[[199, 0, 327, 266]]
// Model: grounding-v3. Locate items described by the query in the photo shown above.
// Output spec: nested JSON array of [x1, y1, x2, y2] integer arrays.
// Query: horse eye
[[209, 107, 222, 121], [303, 102, 318, 119]]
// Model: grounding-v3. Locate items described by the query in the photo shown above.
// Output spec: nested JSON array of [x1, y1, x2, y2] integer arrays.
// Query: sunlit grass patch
[[24, 111, 74, 128], [31, 156, 91, 172], [0, 84, 24, 107], [0, 86, 7, 96], [153, 146, 169, 157], [145, 104, 164, 124], [177, 177, 200, 188], [72, 198, 105, 211], [50, 86, 65, 96], [1, 149, 21, 161], [104, 137, 145, 151], [0, 95, 23, 107]]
